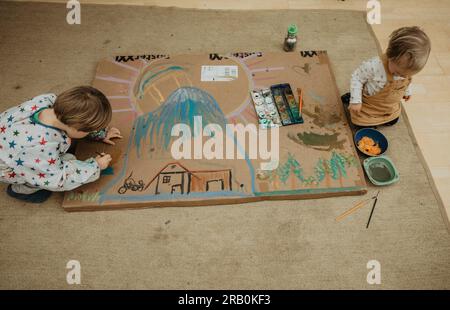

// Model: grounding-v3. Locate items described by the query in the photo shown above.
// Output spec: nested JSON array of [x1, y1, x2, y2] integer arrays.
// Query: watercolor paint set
[[250, 88, 283, 128], [251, 83, 304, 128]]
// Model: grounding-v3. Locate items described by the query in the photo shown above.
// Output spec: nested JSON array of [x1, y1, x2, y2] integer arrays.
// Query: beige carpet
[[0, 2, 449, 289]]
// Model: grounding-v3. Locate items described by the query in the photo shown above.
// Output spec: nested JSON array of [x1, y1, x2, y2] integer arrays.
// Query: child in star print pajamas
[[0, 86, 122, 203]]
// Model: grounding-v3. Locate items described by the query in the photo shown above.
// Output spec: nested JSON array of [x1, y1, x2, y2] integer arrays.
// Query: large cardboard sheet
[[63, 51, 366, 211]]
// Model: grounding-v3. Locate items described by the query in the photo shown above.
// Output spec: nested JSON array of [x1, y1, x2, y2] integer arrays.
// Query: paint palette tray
[[250, 88, 282, 128], [251, 84, 304, 128], [270, 83, 304, 126]]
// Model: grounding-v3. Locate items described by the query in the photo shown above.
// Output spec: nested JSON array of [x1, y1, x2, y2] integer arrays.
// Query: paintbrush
[[336, 191, 379, 222], [335, 198, 371, 222], [297, 88, 303, 117], [366, 191, 380, 228]]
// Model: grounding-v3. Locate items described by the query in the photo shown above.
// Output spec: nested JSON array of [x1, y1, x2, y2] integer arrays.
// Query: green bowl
[[363, 155, 399, 186]]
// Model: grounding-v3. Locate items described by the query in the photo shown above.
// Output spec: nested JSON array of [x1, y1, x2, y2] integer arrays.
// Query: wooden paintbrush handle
[[336, 199, 371, 222], [297, 88, 303, 114]]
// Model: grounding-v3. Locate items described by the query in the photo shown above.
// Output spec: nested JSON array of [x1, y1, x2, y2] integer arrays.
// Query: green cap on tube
[[288, 24, 298, 35]]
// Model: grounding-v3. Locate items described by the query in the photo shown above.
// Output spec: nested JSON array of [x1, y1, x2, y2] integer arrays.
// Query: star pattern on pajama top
[[0, 93, 100, 191]]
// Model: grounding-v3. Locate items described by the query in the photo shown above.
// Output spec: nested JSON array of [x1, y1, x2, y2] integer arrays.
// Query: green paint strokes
[[257, 151, 358, 187], [329, 151, 348, 186], [288, 131, 345, 151], [67, 191, 100, 202]]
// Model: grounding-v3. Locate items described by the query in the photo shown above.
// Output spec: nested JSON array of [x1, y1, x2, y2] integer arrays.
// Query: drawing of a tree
[[266, 151, 357, 190], [315, 158, 326, 183], [268, 151, 357, 189], [288, 153, 302, 188], [340, 152, 358, 167], [292, 164, 303, 187], [330, 151, 347, 187], [318, 158, 331, 187], [276, 153, 319, 187], [277, 159, 291, 184]]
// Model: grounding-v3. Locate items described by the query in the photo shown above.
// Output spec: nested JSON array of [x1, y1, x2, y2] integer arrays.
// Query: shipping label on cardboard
[[201, 65, 238, 81]]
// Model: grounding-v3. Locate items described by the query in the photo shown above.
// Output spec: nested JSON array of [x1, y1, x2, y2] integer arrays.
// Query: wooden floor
[[15, 0, 450, 225]]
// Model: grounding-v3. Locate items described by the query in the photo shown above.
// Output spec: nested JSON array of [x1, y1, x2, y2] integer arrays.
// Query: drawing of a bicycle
[[118, 172, 146, 194]]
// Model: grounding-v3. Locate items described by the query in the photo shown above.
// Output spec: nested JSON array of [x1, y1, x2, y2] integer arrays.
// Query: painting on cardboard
[[63, 51, 366, 211]]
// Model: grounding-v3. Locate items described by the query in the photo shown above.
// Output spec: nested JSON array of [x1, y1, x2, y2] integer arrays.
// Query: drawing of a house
[[149, 162, 232, 195]]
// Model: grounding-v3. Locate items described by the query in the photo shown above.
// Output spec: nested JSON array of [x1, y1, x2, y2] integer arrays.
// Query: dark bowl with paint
[[354, 128, 388, 157]]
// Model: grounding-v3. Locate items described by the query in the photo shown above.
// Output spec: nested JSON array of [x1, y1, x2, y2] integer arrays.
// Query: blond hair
[[54, 86, 112, 132], [386, 26, 431, 73]]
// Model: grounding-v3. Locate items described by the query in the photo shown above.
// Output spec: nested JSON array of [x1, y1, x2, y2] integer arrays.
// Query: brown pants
[[342, 93, 399, 128]]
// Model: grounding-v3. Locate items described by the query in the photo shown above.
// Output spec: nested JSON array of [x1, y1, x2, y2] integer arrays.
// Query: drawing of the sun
[[92, 53, 282, 125]]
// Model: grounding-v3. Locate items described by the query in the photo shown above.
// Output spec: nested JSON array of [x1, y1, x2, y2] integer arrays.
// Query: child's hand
[[95, 153, 112, 170], [103, 127, 123, 145], [348, 103, 362, 114], [403, 95, 411, 102]]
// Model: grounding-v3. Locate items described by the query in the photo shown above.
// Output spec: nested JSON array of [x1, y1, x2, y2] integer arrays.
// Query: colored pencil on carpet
[[335, 198, 371, 222]]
